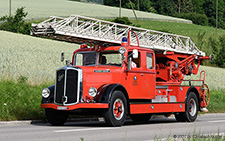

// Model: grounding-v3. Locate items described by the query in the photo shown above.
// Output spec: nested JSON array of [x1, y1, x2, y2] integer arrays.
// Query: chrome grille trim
[[54, 66, 83, 106]]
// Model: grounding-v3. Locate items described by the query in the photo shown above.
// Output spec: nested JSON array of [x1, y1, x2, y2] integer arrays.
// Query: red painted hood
[[77, 65, 124, 98]]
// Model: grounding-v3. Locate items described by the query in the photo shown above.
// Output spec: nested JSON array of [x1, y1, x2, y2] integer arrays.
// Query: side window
[[146, 53, 153, 69], [128, 51, 141, 68]]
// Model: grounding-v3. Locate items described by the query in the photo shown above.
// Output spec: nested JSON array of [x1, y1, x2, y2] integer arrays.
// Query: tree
[[203, 0, 225, 28], [139, 0, 155, 12], [192, 0, 204, 14], [0, 7, 30, 34], [216, 36, 225, 67], [103, 0, 155, 13], [153, 0, 177, 16], [207, 36, 225, 68]]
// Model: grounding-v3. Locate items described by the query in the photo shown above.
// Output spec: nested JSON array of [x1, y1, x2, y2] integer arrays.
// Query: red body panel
[[130, 103, 185, 114]]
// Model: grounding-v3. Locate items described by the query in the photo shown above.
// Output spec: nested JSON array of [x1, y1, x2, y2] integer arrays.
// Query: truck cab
[[71, 44, 156, 101]]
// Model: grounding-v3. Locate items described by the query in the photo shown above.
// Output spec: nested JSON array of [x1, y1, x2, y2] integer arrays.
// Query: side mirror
[[133, 49, 138, 59], [209, 54, 214, 62], [61, 52, 64, 62]]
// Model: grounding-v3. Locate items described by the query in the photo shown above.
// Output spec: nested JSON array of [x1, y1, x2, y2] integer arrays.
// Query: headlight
[[88, 87, 97, 97], [42, 88, 50, 98]]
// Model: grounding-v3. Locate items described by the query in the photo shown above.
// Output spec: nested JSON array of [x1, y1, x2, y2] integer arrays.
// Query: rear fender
[[185, 86, 200, 111]]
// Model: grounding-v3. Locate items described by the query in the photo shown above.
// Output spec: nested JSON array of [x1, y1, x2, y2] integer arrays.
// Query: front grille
[[55, 70, 65, 104], [66, 70, 78, 103], [55, 68, 79, 105]]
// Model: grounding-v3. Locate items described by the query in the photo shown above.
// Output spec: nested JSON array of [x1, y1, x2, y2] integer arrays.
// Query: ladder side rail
[[79, 20, 100, 34], [37, 16, 62, 26], [140, 35, 152, 46], [38, 17, 55, 26], [76, 21, 91, 33], [114, 25, 117, 39], [100, 25, 115, 38], [164, 34, 168, 47], [189, 39, 199, 52], [166, 36, 174, 48], [149, 34, 165, 46], [145, 34, 156, 46], [52, 20, 68, 29], [53, 17, 73, 28], [115, 28, 126, 38], [168, 34, 188, 52], [177, 37, 187, 51], [186, 38, 190, 52], [57, 17, 77, 30], [137, 31, 148, 41], [116, 28, 130, 40]]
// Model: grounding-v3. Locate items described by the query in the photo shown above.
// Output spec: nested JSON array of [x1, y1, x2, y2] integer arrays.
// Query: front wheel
[[175, 92, 199, 122], [104, 91, 127, 127], [45, 108, 68, 126]]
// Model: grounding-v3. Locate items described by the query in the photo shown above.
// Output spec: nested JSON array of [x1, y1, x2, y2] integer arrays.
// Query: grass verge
[[0, 79, 51, 121], [207, 89, 225, 113], [0, 79, 224, 121]]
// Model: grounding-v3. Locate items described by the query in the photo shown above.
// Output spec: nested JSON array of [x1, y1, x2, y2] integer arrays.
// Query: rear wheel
[[104, 91, 127, 127], [45, 108, 68, 126], [175, 92, 198, 122], [130, 114, 152, 123]]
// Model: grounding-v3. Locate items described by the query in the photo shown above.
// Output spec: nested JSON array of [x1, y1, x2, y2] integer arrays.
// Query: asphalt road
[[0, 113, 225, 141]]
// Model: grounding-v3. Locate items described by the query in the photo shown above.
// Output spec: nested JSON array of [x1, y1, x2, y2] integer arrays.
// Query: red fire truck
[[41, 36, 210, 126], [32, 15, 211, 126]]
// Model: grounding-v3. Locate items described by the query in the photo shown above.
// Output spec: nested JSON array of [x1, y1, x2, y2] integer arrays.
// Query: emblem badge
[[58, 74, 64, 82]]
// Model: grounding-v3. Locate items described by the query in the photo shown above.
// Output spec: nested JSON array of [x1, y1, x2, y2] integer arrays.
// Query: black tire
[[104, 91, 127, 127], [130, 114, 152, 123], [45, 108, 68, 126], [175, 92, 198, 122]]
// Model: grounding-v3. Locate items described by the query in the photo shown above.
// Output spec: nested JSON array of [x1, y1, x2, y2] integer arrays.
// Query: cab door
[[142, 52, 156, 99], [125, 50, 156, 100]]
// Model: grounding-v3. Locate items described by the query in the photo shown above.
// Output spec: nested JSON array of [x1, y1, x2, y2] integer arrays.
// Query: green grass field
[[0, 30, 78, 84], [0, 0, 191, 23]]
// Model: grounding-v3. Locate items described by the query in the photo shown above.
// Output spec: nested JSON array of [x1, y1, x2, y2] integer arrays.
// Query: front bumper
[[40, 103, 108, 111]]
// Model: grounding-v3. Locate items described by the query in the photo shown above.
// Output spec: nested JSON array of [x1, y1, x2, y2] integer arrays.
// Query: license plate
[[57, 106, 67, 110]]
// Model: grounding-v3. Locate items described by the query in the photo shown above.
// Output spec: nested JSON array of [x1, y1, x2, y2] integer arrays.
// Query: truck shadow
[[32, 117, 177, 127]]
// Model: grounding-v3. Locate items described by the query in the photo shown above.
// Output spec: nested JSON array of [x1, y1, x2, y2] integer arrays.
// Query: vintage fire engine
[[31, 15, 211, 126]]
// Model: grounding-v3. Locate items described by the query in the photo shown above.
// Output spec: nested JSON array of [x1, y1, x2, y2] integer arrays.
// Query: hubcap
[[113, 98, 124, 120], [189, 98, 196, 116]]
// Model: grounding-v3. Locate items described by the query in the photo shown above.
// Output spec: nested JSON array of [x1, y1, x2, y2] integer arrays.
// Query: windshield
[[74, 51, 122, 67], [75, 51, 97, 66], [99, 51, 122, 67]]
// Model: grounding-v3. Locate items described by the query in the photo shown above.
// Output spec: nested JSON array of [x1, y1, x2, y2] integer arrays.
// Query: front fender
[[95, 84, 128, 103], [41, 85, 55, 104]]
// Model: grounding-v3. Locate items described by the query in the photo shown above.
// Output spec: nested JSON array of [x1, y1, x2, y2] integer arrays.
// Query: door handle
[[141, 74, 144, 76]]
